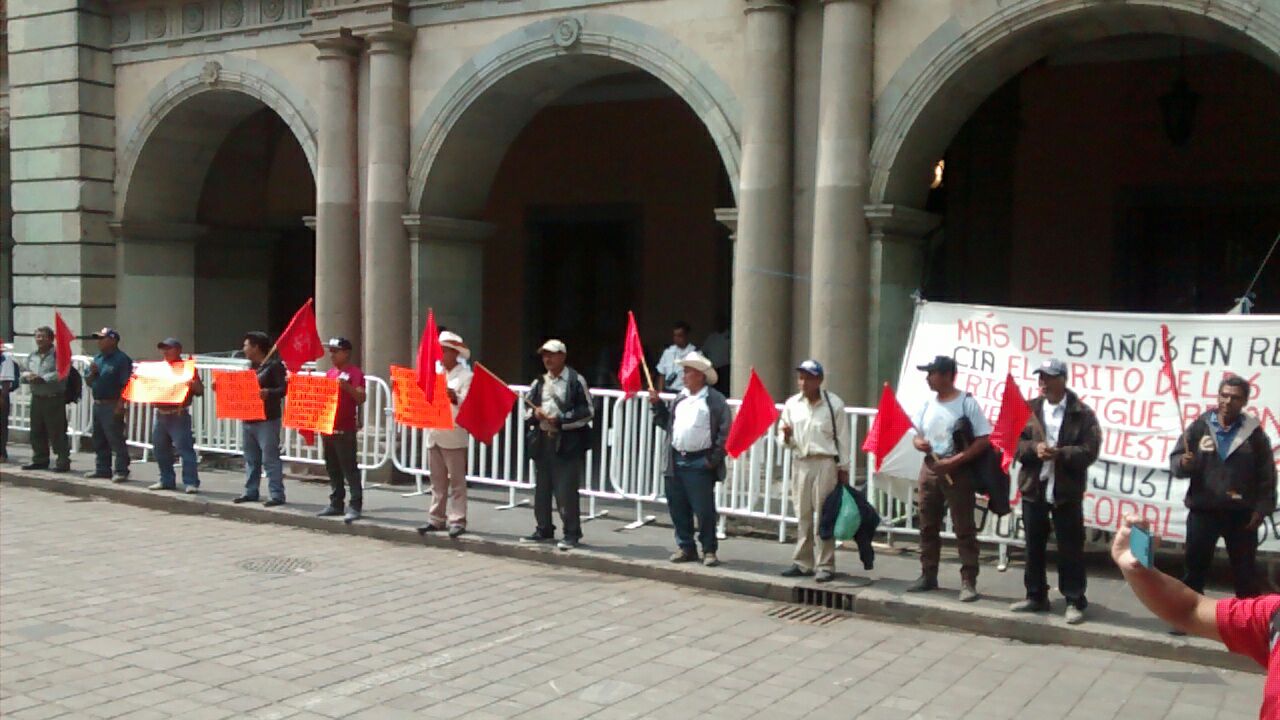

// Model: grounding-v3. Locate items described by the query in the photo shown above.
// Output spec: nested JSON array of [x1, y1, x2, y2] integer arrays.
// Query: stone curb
[[1, 471, 1255, 675]]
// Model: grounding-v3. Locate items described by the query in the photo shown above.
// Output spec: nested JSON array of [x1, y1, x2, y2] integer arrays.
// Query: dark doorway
[[525, 206, 642, 384]]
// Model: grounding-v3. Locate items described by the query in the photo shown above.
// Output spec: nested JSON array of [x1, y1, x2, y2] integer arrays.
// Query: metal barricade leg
[[622, 497, 656, 530]]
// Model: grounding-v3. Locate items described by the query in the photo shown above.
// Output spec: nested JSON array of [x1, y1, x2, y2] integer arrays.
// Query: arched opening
[[923, 35, 1280, 313], [416, 51, 736, 387], [117, 90, 315, 353]]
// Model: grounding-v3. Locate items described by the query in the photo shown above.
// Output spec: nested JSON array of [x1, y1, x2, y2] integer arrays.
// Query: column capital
[[714, 208, 738, 240], [744, 0, 794, 15], [864, 204, 941, 242], [304, 29, 363, 59], [403, 214, 494, 244], [364, 22, 415, 55]]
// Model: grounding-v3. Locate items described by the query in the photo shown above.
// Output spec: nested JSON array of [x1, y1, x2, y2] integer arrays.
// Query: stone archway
[[861, 0, 1280, 391], [405, 14, 741, 376], [407, 13, 742, 217], [114, 57, 319, 352], [870, 0, 1280, 209]]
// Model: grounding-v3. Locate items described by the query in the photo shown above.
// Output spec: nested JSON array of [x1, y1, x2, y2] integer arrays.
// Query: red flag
[[861, 383, 915, 471], [415, 309, 443, 402], [725, 368, 780, 459], [275, 298, 324, 373], [618, 311, 647, 397], [990, 374, 1032, 474], [54, 311, 74, 380], [456, 363, 517, 445]]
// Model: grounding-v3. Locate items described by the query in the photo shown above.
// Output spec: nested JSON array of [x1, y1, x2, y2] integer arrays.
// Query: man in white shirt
[[909, 355, 992, 602], [419, 332, 474, 539], [649, 351, 730, 566], [777, 360, 850, 583], [655, 321, 697, 393], [1012, 358, 1101, 624]]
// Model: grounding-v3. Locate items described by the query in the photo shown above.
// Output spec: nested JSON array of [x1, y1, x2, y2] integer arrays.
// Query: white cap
[[538, 339, 567, 355]]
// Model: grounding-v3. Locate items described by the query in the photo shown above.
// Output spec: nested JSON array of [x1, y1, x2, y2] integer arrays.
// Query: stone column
[[8, 1, 114, 352], [403, 214, 492, 358], [865, 204, 940, 398], [808, 0, 874, 403], [312, 33, 363, 354], [361, 24, 414, 376], [732, 0, 794, 395]]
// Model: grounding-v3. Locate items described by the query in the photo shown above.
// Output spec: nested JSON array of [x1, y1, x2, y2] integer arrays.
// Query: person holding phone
[[1011, 358, 1101, 624], [1171, 375, 1276, 598], [1112, 514, 1279, 719]]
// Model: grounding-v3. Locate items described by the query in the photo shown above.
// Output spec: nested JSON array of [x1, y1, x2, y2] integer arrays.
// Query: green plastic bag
[[833, 486, 861, 540]]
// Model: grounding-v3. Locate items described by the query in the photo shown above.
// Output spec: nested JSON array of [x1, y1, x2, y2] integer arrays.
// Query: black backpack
[[64, 366, 82, 405]]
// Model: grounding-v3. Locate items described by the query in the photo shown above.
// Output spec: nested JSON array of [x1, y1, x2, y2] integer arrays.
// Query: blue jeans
[[91, 402, 130, 475], [153, 410, 199, 488], [667, 453, 719, 553], [242, 418, 284, 501]]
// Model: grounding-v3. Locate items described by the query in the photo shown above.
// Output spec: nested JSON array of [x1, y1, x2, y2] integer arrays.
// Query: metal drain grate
[[766, 604, 848, 626], [237, 557, 315, 575], [791, 585, 856, 612]]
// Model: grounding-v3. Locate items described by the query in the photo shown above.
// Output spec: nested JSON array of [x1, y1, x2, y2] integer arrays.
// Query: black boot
[[906, 572, 938, 593]]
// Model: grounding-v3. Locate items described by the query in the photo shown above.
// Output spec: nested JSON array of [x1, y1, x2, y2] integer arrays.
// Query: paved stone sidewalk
[[0, 446, 1261, 670], [0, 486, 1264, 720]]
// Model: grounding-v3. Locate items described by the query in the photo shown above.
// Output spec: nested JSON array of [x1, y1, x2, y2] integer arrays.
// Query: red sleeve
[[1217, 595, 1280, 669], [352, 366, 366, 389]]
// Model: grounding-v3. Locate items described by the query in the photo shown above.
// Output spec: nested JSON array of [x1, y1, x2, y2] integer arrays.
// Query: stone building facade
[[3, 0, 1279, 402]]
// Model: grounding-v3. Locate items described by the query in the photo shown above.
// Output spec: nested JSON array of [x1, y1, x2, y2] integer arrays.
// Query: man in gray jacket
[[20, 326, 71, 472], [649, 351, 730, 567]]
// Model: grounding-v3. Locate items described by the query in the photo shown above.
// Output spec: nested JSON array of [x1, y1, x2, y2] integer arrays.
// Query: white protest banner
[[878, 301, 1280, 551]]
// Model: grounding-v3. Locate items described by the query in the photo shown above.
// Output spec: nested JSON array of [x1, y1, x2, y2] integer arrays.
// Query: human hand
[[1036, 443, 1057, 461], [447, 389, 459, 404], [647, 389, 660, 405], [781, 423, 793, 443], [1110, 514, 1153, 573], [1246, 512, 1264, 533], [837, 469, 850, 486], [912, 436, 932, 454], [1179, 451, 1196, 471], [259, 389, 270, 400]]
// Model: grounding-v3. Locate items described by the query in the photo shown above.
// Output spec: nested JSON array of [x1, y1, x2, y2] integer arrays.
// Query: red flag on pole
[[53, 311, 74, 380], [415, 308, 443, 402], [1159, 323, 1188, 432], [861, 383, 915, 471], [455, 363, 517, 445], [990, 374, 1032, 474], [725, 368, 780, 459], [618, 311, 647, 397], [274, 298, 324, 373]]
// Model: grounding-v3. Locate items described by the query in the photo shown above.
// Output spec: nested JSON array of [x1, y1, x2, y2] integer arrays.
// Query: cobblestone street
[[0, 486, 1263, 720]]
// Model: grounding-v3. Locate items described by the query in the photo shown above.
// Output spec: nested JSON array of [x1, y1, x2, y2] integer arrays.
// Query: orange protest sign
[[212, 369, 266, 421], [390, 365, 455, 430], [122, 359, 195, 405], [283, 374, 340, 435]]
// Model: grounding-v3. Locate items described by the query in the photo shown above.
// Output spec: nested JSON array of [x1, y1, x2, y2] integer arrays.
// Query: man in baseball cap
[[147, 337, 205, 494], [522, 339, 592, 550], [317, 336, 366, 523], [85, 328, 133, 482]]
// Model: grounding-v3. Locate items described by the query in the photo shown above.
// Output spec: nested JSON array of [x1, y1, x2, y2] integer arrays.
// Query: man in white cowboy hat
[[522, 339, 593, 550], [648, 350, 730, 566], [419, 331, 474, 539], [778, 359, 850, 583]]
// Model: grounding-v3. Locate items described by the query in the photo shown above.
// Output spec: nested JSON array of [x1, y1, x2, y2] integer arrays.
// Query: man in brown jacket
[[1013, 358, 1101, 624]]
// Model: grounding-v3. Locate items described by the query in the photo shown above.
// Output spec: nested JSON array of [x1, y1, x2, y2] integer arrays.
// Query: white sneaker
[[184, 486, 199, 494], [1065, 606, 1085, 625], [147, 482, 174, 491]]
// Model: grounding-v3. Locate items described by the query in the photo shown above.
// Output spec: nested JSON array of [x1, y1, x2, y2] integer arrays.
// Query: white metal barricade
[[5, 354, 94, 442]]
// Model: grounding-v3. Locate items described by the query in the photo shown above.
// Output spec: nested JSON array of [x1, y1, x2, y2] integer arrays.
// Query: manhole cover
[[765, 604, 848, 626], [237, 557, 315, 575]]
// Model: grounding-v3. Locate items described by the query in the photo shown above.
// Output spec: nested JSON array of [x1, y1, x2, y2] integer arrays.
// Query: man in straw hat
[[419, 331, 474, 538], [522, 339, 593, 550], [649, 351, 730, 566]]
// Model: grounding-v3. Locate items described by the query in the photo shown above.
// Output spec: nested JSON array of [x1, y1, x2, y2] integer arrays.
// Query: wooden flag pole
[[640, 358, 656, 395]]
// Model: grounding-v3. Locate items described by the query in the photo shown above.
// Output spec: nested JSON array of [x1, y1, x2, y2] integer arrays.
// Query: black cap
[[91, 327, 121, 341], [326, 337, 353, 351], [916, 355, 958, 373], [157, 337, 183, 350]]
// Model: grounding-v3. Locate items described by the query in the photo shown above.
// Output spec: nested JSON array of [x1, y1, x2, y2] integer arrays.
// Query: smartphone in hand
[[1129, 525, 1154, 568]]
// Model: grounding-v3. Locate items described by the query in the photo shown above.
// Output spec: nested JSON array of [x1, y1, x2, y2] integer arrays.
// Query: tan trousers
[[428, 446, 468, 528], [792, 456, 839, 572]]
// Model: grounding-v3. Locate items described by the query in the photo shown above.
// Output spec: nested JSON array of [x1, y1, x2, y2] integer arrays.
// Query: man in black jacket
[[649, 351, 730, 567], [1012, 358, 1101, 624], [522, 340, 593, 550], [232, 331, 288, 506], [1172, 375, 1276, 598]]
